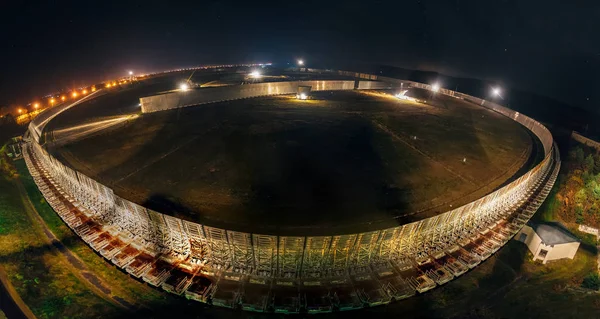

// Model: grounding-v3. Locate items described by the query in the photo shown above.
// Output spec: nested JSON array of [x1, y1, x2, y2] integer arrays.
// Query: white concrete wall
[[517, 225, 543, 258], [140, 80, 360, 113], [546, 242, 579, 262]]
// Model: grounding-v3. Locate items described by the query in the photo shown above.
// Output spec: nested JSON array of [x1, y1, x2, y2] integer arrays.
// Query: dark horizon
[[1, 1, 599, 113]]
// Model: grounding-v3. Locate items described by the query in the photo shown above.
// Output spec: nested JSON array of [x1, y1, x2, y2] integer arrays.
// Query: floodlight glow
[[34, 103, 39, 109], [82, 89, 88, 94], [492, 87, 501, 96], [298, 59, 304, 66], [17, 109, 22, 114], [50, 98, 55, 104], [179, 83, 190, 91], [298, 93, 307, 100], [72, 92, 78, 98], [431, 83, 440, 92], [128, 71, 133, 75], [61, 96, 66, 101], [250, 70, 261, 78], [395, 90, 416, 101]]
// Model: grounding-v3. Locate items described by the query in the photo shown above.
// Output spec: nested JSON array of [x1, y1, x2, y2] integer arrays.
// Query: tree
[[585, 180, 600, 198], [593, 183, 600, 201], [575, 188, 588, 205], [589, 204, 600, 218], [594, 154, 600, 174], [575, 147, 585, 165], [576, 206, 584, 224], [582, 273, 600, 290], [583, 171, 592, 184], [585, 154, 595, 172]]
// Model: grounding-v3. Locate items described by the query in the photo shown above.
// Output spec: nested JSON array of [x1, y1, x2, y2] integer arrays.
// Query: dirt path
[[14, 177, 139, 312]]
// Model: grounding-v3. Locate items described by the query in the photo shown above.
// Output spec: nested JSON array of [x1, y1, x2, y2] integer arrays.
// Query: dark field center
[[49, 89, 534, 235]]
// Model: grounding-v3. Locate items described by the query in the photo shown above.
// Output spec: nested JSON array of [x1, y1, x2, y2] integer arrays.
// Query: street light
[[297, 59, 304, 66], [431, 83, 440, 92], [17, 108, 22, 114], [250, 70, 261, 78], [492, 87, 501, 96], [50, 98, 55, 104], [179, 83, 189, 91], [61, 96, 66, 101], [82, 89, 88, 94], [128, 70, 133, 76], [72, 92, 78, 98], [34, 103, 39, 109]]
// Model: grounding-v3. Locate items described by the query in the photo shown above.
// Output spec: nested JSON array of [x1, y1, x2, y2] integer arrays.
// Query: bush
[[575, 206, 584, 224], [582, 273, 600, 290], [585, 154, 595, 172]]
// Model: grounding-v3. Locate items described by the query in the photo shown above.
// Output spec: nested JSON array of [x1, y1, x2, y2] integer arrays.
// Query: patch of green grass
[[535, 184, 561, 222], [0, 160, 118, 318]]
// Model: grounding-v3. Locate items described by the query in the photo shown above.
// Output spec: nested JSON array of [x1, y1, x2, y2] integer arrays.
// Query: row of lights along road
[[17, 70, 138, 114]]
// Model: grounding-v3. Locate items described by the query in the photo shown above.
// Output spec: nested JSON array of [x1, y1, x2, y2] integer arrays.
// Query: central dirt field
[[48, 88, 534, 235]]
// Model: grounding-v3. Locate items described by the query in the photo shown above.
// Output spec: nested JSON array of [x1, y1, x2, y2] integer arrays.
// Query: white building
[[516, 222, 580, 264]]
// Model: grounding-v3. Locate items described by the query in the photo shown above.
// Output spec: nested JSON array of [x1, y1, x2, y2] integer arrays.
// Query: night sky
[[1, 0, 599, 112]]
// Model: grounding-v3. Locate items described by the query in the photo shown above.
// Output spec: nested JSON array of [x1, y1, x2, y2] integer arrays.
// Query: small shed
[[515, 221, 580, 264]]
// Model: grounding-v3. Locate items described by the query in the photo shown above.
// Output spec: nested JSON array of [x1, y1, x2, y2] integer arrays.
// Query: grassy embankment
[[0, 147, 117, 318], [0, 144, 175, 318]]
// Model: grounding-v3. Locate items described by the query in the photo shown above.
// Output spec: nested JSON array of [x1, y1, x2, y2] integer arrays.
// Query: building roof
[[528, 221, 580, 245]]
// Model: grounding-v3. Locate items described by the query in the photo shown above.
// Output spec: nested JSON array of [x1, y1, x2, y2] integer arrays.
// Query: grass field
[[0, 155, 118, 318], [50, 89, 533, 234]]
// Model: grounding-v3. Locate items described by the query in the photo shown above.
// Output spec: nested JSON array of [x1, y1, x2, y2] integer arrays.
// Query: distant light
[[297, 59, 304, 66], [395, 90, 417, 102], [298, 93, 307, 100], [179, 83, 190, 91], [50, 98, 55, 104], [61, 96, 66, 101], [33, 103, 39, 109], [82, 89, 88, 94], [431, 83, 440, 92], [128, 70, 133, 75], [105, 83, 111, 88], [72, 92, 78, 98], [492, 87, 501, 96], [17, 109, 22, 114], [91, 87, 96, 92], [112, 82, 116, 86], [250, 70, 261, 78]]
